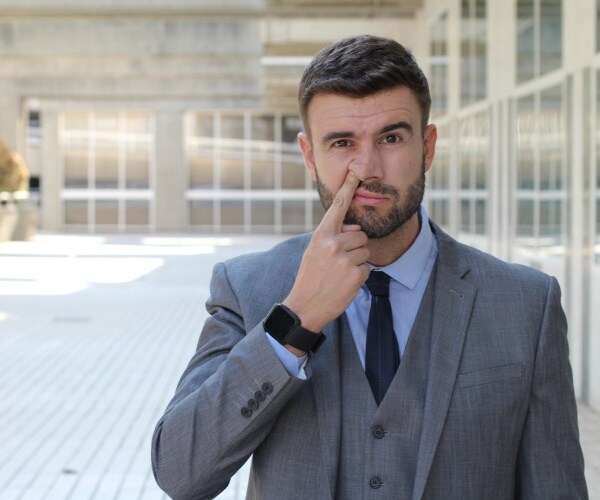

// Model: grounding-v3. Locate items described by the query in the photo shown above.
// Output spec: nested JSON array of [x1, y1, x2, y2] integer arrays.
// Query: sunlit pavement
[[0, 233, 598, 499]]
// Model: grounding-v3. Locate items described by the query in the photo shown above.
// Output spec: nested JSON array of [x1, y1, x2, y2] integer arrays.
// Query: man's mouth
[[353, 189, 389, 206]]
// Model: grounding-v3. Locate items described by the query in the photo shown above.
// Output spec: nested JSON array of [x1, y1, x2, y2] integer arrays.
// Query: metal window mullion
[[470, 4, 476, 105], [274, 112, 283, 234], [88, 111, 96, 233], [214, 112, 221, 232], [534, 0, 541, 79], [119, 111, 127, 232], [149, 111, 157, 232], [244, 112, 252, 234], [533, 91, 541, 242]]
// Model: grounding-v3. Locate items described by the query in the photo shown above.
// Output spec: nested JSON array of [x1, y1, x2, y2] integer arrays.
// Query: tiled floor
[[0, 233, 597, 499]]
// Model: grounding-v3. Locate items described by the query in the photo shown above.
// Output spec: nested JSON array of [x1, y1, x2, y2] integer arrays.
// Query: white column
[[563, 0, 596, 402], [155, 107, 186, 232], [40, 104, 61, 231], [0, 94, 24, 152]]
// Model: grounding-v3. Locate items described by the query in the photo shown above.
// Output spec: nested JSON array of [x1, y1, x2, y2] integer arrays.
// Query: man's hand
[[283, 171, 370, 343]]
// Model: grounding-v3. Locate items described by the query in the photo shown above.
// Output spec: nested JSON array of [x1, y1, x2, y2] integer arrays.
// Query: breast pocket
[[457, 363, 525, 389]]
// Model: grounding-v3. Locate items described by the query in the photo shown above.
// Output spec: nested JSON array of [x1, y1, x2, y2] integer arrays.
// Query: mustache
[[357, 181, 399, 198]]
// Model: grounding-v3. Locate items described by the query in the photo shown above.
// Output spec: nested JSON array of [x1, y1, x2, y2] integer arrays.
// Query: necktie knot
[[366, 270, 390, 297]]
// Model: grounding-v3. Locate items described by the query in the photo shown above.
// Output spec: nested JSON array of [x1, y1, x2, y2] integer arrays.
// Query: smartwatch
[[263, 304, 326, 353]]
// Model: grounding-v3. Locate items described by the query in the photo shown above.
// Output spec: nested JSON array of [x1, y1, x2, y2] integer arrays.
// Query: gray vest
[[336, 270, 436, 499]]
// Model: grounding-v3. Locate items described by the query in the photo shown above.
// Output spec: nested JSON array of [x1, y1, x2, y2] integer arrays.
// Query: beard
[[315, 157, 426, 239]]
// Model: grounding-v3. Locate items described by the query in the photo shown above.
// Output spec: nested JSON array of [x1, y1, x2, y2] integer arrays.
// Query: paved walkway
[[0, 233, 598, 499]]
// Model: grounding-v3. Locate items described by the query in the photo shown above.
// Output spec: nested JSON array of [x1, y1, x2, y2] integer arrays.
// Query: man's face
[[298, 87, 437, 239]]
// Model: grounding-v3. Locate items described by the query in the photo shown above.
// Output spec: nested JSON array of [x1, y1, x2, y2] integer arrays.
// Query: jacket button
[[255, 390, 266, 402], [369, 476, 382, 489], [262, 382, 273, 394], [372, 425, 385, 439], [241, 407, 252, 418], [247, 398, 259, 410]]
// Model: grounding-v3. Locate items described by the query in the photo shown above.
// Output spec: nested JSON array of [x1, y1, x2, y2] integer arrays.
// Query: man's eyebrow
[[379, 121, 413, 135], [321, 130, 355, 146]]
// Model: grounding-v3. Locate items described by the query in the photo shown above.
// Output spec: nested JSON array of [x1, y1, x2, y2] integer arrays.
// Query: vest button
[[372, 425, 385, 439], [369, 476, 382, 489]]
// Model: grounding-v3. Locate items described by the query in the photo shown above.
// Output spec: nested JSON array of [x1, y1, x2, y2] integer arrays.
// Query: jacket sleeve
[[151, 261, 306, 499], [515, 276, 588, 499]]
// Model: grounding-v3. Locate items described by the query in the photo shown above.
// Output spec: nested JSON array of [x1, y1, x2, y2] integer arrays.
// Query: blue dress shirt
[[267, 205, 438, 378]]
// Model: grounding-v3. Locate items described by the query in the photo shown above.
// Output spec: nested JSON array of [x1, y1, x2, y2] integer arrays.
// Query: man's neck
[[366, 212, 421, 267]]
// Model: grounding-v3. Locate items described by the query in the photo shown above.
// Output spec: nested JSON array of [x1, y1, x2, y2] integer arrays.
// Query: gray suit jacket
[[151, 222, 588, 499]]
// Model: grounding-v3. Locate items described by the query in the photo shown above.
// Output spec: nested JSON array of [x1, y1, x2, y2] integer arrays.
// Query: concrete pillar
[[40, 104, 61, 231], [487, 0, 516, 262], [155, 107, 185, 231], [0, 94, 23, 152], [563, 0, 595, 408]]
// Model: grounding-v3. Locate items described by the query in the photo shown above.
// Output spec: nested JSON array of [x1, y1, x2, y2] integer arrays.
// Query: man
[[152, 35, 588, 499]]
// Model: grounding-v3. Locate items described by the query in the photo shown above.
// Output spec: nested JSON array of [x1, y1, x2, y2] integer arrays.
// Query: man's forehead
[[307, 89, 421, 136]]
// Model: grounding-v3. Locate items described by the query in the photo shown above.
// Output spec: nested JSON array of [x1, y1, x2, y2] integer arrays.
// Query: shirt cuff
[[266, 332, 308, 380]]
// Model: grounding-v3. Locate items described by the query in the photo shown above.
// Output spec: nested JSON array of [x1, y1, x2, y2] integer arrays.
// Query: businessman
[[152, 35, 588, 499]]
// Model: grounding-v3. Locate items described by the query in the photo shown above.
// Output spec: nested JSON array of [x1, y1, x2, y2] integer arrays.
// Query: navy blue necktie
[[365, 270, 399, 405]]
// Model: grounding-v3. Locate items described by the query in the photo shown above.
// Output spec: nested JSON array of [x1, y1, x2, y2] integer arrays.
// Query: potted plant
[[0, 139, 33, 242]]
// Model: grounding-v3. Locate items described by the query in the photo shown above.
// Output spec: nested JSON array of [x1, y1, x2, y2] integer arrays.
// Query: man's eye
[[382, 134, 402, 144], [333, 139, 349, 148]]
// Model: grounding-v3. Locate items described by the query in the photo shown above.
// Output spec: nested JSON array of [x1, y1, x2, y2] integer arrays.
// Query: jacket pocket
[[457, 363, 525, 389]]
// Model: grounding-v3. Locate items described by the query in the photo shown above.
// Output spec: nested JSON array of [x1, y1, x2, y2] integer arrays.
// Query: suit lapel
[[310, 315, 344, 500], [412, 225, 477, 500]]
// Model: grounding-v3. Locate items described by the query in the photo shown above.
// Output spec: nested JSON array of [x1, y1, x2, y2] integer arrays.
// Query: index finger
[[319, 171, 359, 234]]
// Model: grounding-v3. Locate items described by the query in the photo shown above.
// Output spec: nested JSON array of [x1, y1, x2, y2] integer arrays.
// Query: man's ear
[[298, 132, 317, 182], [423, 124, 437, 174]]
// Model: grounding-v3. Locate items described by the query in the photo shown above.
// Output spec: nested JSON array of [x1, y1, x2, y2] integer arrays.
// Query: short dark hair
[[298, 35, 431, 136]]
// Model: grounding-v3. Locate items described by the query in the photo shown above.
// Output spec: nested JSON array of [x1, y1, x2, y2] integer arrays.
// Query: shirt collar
[[370, 205, 435, 290]]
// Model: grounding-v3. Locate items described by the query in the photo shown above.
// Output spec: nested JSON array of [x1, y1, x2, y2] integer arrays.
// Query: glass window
[[597, 0, 600, 51], [429, 199, 450, 228], [251, 115, 275, 189], [592, 70, 600, 264], [517, 95, 536, 190], [458, 111, 489, 235], [282, 200, 306, 229], [427, 123, 451, 231], [126, 200, 149, 226], [282, 115, 305, 189], [64, 150, 88, 188], [312, 199, 325, 227], [126, 150, 150, 189], [517, 0, 562, 84], [429, 124, 450, 191], [95, 200, 119, 226], [60, 110, 154, 231], [461, 0, 487, 106], [64, 200, 88, 225], [539, 85, 563, 190], [220, 200, 244, 230], [540, 0, 562, 75], [95, 151, 119, 189], [189, 200, 213, 227], [514, 86, 564, 246], [430, 12, 449, 117], [517, 199, 534, 236], [185, 111, 311, 233], [188, 114, 214, 189], [219, 115, 245, 190], [517, 0, 535, 83], [251, 201, 276, 231]]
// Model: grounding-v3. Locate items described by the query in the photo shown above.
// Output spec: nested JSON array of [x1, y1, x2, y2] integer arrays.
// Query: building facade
[[0, 0, 598, 409]]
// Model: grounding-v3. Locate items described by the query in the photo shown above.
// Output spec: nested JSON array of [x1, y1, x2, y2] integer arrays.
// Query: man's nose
[[348, 144, 384, 181]]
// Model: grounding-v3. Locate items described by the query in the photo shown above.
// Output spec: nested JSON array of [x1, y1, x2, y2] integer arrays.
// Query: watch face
[[264, 304, 299, 341]]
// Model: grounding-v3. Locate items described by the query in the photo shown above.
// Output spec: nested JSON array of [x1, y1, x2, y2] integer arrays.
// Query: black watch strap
[[284, 324, 326, 353]]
